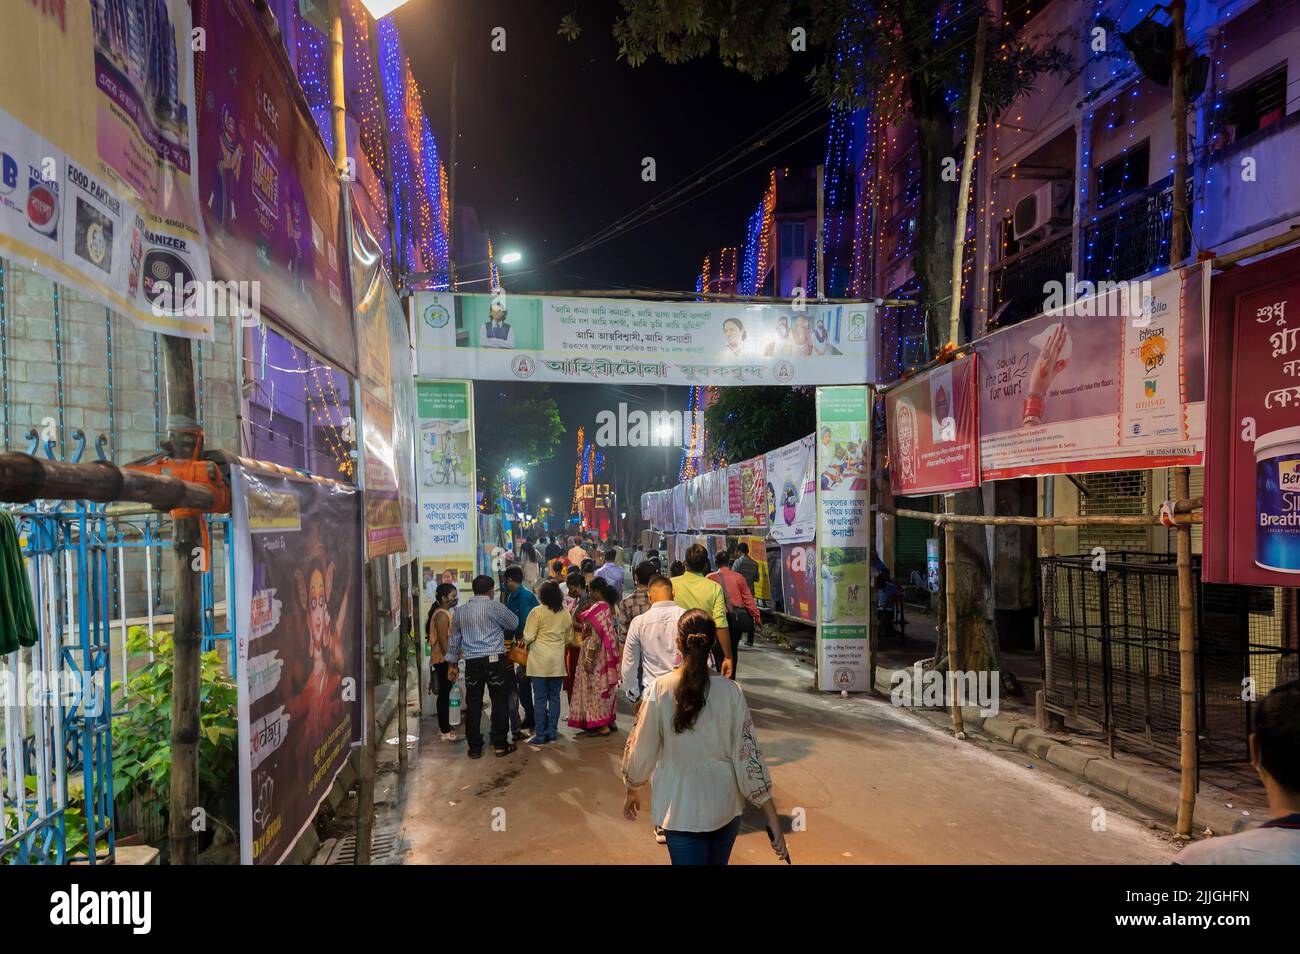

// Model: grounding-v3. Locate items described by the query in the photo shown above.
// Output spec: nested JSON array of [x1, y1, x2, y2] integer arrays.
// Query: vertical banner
[[765, 435, 817, 543], [415, 380, 477, 600], [1204, 252, 1300, 584], [815, 386, 872, 692], [728, 457, 768, 529], [232, 467, 365, 865], [0, 0, 212, 338], [885, 355, 980, 495]]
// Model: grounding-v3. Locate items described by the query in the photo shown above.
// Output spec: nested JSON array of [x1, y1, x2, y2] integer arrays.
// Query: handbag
[[507, 641, 529, 667]]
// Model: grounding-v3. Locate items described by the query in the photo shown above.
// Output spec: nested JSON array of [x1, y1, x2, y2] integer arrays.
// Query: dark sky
[[395, 0, 826, 514]]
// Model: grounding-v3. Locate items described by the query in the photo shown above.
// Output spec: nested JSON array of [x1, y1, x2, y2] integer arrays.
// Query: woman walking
[[520, 539, 542, 588], [621, 609, 789, 865], [566, 577, 621, 737], [425, 582, 458, 741], [522, 581, 576, 745]]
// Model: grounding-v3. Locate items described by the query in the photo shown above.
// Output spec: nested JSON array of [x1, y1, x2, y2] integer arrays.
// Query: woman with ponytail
[[620, 609, 789, 865]]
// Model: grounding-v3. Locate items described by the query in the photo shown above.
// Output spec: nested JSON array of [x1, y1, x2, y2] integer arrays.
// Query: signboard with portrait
[[765, 435, 817, 543], [415, 292, 878, 387], [231, 466, 365, 865], [886, 355, 980, 496], [727, 457, 768, 529]]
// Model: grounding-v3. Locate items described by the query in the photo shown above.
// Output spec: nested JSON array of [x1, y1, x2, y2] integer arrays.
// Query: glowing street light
[[655, 423, 674, 441], [509, 466, 527, 480], [358, 0, 412, 17], [545, 497, 552, 504], [499, 250, 523, 265]]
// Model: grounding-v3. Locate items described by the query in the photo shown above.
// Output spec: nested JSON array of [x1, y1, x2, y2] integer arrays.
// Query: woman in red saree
[[567, 577, 621, 736]]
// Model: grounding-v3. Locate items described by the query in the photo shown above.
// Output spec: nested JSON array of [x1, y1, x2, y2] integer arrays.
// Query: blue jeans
[[664, 816, 742, 866], [531, 676, 563, 741]]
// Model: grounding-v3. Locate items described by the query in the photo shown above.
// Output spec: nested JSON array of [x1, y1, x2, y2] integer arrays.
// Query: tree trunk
[[911, 77, 958, 354]]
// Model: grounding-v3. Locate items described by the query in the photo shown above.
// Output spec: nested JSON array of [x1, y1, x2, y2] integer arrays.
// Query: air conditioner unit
[[1012, 181, 1072, 242]]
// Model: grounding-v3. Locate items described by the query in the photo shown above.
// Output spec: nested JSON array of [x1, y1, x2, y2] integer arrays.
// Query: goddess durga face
[[896, 400, 918, 484]]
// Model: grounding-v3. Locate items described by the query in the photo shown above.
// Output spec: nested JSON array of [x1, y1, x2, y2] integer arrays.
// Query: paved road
[[398, 644, 1179, 865]]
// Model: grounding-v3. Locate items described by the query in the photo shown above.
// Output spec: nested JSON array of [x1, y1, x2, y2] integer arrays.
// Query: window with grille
[[1095, 141, 1150, 210], [1077, 469, 1148, 554], [1230, 63, 1287, 139], [780, 221, 806, 260]]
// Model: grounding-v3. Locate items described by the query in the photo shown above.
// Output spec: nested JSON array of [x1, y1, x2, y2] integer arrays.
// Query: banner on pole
[[415, 380, 477, 600], [886, 356, 980, 496], [765, 435, 816, 543], [0, 0, 212, 338], [780, 542, 817, 623], [415, 292, 878, 387], [815, 385, 872, 692], [727, 457, 767, 529], [973, 268, 1205, 480], [739, 535, 772, 601], [232, 466, 365, 865]]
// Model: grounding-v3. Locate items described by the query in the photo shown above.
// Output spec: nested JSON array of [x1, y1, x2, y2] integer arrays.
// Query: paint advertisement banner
[[231, 466, 365, 865], [780, 543, 817, 623], [194, 0, 354, 372], [351, 205, 413, 559], [765, 435, 817, 543], [886, 355, 980, 495], [727, 457, 768, 529], [739, 535, 772, 601], [415, 381, 476, 600], [974, 268, 1205, 480], [415, 292, 878, 387], [0, 0, 213, 338], [1203, 251, 1300, 584], [816, 386, 872, 692]]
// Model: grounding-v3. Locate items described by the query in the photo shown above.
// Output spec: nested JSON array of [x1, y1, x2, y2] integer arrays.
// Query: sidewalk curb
[[872, 664, 1243, 836]]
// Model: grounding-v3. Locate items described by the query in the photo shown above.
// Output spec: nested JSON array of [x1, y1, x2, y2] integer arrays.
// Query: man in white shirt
[[620, 576, 685, 704], [567, 536, 589, 567]]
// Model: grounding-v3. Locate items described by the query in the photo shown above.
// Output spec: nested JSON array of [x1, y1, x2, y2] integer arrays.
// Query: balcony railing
[[1081, 174, 1190, 286], [987, 230, 1072, 330]]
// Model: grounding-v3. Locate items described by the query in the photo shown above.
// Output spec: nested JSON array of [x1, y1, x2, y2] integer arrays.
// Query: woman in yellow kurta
[[522, 581, 577, 745]]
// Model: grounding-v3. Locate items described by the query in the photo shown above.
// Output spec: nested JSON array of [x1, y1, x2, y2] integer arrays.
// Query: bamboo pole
[[948, 17, 989, 345], [355, 562, 379, 865], [0, 454, 217, 510], [887, 504, 1201, 527], [398, 560, 410, 773], [161, 336, 203, 866], [944, 523, 964, 737], [1174, 467, 1198, 836], [1211, 226, 1300, 269]]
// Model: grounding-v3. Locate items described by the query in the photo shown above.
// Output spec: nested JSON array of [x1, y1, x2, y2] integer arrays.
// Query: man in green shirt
[[671, 544, 733, 678]]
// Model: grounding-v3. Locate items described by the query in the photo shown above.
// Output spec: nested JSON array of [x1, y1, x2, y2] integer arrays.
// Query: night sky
[[395, 0, 827, 513]]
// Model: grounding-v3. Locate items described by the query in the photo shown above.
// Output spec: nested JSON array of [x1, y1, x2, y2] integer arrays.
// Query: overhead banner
[[727, 458, 768, 529], [0, 0, 212, 338], [780, 542, 817, 623], [886, 355, 980, 495], [415, 380, 476, 600], [350, 204, 413, 559], [815, 386, 872, 692], [974, 268, 1205, 480], [415, 292, 878, 387], [1203, 252, 1300, 584], [765, 435, 817, 543], [231, 466, 365, 865], [194, 0, 354, 373]]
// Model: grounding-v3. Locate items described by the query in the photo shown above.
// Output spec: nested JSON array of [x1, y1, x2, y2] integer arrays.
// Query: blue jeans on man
[[530, 676, 563, 742]]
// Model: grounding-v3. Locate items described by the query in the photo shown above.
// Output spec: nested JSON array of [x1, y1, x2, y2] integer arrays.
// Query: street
[[398, 642, 1179, 865]]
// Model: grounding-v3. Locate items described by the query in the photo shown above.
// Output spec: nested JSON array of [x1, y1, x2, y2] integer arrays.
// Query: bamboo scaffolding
[[0, 451, 219, 511]]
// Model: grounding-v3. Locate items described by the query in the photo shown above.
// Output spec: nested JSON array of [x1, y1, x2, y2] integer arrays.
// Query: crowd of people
[[424, 533, 787, 864]]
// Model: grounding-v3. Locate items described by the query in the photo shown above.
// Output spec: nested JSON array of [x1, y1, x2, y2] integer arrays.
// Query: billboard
[[1203, 252, 1300, 584], [973, 268, 1205, 480], [886, 356, 980, 496], [727, 457, 768, 529], [231, 467, 365, 865], [415, 292, 878, 387], [415, 381, 477, 599], [0, 0, 212, 338]]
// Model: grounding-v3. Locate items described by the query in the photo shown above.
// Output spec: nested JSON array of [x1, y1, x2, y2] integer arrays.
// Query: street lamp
[[656, 423, 674, 442], [500, 250, 523, 265], [509, 466, 527, 480], [545, 497, 552, 504], [358, 0, 412, 17]]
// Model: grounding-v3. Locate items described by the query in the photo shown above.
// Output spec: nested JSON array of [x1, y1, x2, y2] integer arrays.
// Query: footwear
[[527, 735, 548, 747], [440, 731, 457, 742], [654, 826, 667, 845], [514, 729, 532, 741], [494, 743, 518, 757], [468, 748, 483, 759]]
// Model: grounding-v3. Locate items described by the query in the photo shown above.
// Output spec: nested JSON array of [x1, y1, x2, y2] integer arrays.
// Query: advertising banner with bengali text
[[0, 0, 212, 338], [765, 435, 817, 543], [232, 466, 365, 865], [415, 381, 476, 599], [415, 292, 878, 387]]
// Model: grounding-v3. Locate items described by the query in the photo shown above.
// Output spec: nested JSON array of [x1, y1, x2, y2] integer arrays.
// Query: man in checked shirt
[[449, 575, 520, 758]]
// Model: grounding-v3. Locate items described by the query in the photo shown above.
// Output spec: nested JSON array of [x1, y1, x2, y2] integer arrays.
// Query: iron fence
[[1041, 551, 1298, 771]]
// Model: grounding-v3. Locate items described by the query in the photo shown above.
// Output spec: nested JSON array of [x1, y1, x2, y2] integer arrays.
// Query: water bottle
[[448, 679, 462, 726]]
